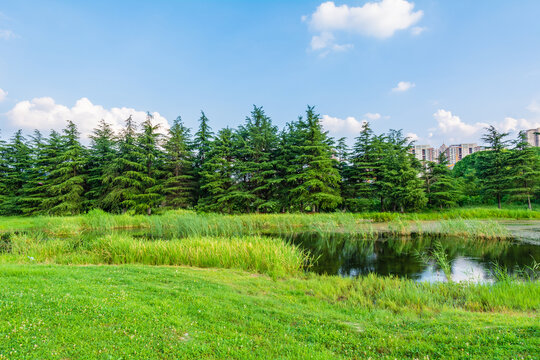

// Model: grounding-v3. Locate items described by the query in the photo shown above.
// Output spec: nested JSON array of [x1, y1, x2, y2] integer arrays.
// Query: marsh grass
[[2, 232, 307, 278]]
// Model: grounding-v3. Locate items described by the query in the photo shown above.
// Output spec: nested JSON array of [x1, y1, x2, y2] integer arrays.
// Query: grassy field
[[0, 210, 538, 359], [0, 264, 538, 360]]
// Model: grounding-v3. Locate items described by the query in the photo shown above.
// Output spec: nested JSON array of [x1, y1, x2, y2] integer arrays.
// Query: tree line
[[0, 106, 538, 216]]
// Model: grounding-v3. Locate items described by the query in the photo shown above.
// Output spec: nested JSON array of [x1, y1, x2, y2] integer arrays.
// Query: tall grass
[[2, 232, 307, 278], [0, 209, 519, 240]]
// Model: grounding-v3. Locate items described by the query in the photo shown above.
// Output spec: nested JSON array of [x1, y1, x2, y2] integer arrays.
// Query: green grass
[[0, 264, 538, 359], [0, 209, 521, 240], [0, 233, 307, 278]]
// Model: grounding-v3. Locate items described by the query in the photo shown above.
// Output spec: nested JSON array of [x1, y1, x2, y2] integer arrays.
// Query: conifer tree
[[233, 106, 279, 212], [87, 119, 117, 209], [41, 121, 87, 215], [288, 106, 342, 212], [423, 153, 460, 208], [20, 130, 48, 215], [163, 116, 196, 208], [197, 128, 235, 213], [348, 122, 379, 211], [103, 116, 145, 213], [193, 111, 213, 202], [478, 125, 510, 209], [135, 113, 165, 215], [507, 130, 540, 210], [0, 130, 31, 215]]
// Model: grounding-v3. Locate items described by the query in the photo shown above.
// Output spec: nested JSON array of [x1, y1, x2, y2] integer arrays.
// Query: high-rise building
[[410, 144, 436, 162], [526, 128, 540, 147]]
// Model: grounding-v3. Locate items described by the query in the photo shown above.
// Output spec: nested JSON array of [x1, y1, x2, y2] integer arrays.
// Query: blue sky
[[1, 0, 539, 145]]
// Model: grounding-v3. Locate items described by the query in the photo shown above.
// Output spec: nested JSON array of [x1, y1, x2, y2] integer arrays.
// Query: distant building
[[410, 145, 436, 162], [526, 128, 540, 147], [442, 143, 482, 167]]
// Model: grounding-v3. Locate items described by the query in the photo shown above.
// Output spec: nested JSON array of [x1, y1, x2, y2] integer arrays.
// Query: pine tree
[[288, 106, 342, 212], [423, 153, 460, 208], [41, 121, 87, 215], [232, 106, 279, 212], [163, 116, 196, 208], [193, 111, 214, 202], [103, 116, 146, 213], [87, 119, 117, 210], [378, 130, 426, 212], [134, 113, 165, 215], [348, 122, 379, 211], [197, 128, 235, 213], [507, 130, 540, 210], [0, 130, 32, 215], [479, 125, 510, 209], [20, 130, 48, 215]]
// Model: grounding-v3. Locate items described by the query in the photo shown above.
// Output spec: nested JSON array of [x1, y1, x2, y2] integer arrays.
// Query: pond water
[[288, 227, 540, 283]]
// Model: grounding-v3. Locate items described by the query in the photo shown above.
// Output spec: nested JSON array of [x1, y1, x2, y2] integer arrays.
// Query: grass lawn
[[0, 264, 538, 359]]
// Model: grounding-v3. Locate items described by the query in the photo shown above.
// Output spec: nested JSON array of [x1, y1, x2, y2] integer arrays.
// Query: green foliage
[[423, 153, 461, 208], [163, 116, 196, 208], [41, 121, 87, 215]]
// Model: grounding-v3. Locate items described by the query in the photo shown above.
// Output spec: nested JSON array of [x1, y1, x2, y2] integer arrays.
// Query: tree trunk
[[497, 193, 501, 209], [528, 194, 532, 211], [147, 207, 152, 215]]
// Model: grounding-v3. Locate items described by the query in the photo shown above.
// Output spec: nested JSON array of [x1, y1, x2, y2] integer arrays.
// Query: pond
[[288, 227, 540, 283]]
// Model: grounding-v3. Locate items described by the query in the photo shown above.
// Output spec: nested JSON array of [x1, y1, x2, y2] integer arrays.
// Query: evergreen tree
[[423, 153, 460, 208], [479, 125, 510, 209], [135, 113, 165, 215], [193, 111, 213, 202], [20, 130, 48, 215], [103, 116, 146, 213], [163, 116, 196, 208], [232, 106, 279, 212], [87, 119, 117, 210], [41, 121, 87, 215], [197, 128, 235, 213], [378, 130, 426, 212], [507, 130, 540, 210], [0, 130, 32, 215], [348, 122, 379, 211], [288, 106, 342, 212]]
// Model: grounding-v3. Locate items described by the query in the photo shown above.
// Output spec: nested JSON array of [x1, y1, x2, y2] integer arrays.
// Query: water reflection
[[288, 233, 539, 283]]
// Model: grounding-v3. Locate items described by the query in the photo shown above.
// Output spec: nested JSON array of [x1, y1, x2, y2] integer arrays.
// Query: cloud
[[6, 97, 169, 141], [306, 0, 423, 51], [0, 88, 6, 102], [364, 112, 381, 120], [406, 132, 419, 142], [430, 109, 540, 144], [392, 81, 415, 92], [411, 26, 426, 35], [0, 29, 15, 40], [310, 32, 353, 54], [320, 114, 366, 135]]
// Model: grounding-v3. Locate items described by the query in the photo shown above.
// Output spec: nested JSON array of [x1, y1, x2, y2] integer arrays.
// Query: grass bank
[[0, 233, 306, 278], [0, 209, 517, 240], [0, 264, 537, 359]]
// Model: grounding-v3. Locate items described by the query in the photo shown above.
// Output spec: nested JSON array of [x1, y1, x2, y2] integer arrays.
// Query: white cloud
[[411, 26, 426, 35], [6, 97, 169, 140], [364, 112, 381, 120], [310, 31, 353, 54], [307, 0, 423, 51], [0, 29, 15, 40], [0, 88, 6, 102], [406, 132, 419, 142], [321, 114, 366, 135], [433, 109, 487, 140], [392, 81, 415, 92]]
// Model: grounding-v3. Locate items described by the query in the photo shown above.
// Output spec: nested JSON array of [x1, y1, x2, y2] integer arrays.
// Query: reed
[[2, 232, 307, 278]]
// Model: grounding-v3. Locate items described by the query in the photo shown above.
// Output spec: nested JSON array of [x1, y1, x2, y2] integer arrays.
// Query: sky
[[1, 0, 540, 146]]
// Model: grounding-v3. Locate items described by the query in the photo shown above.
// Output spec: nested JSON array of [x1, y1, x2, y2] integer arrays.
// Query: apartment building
[[526, 128, 540, 147], [410, 144, 436, 162]]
